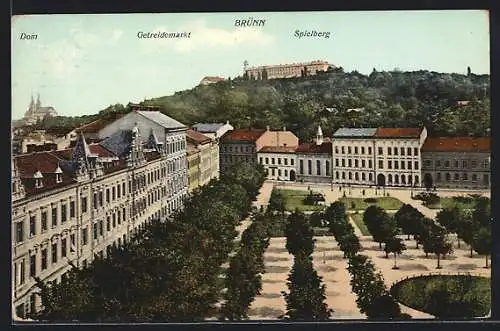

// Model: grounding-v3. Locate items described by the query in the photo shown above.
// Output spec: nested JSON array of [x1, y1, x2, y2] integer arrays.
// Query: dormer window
[[34, 170, 44, 188], [55, 165, 63, 184]]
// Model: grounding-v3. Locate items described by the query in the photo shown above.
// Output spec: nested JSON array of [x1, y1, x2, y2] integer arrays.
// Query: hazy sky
[[11, 10, 490, 119]]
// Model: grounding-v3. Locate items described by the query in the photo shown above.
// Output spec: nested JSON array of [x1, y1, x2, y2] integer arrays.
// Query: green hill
[[35, 68, 490, 142]]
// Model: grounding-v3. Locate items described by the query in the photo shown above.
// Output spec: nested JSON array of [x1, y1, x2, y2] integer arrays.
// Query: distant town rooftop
[[333, 128, 377, 138], [422, 137, 490, 153], [192, 122, 228, 133], [221, 129, 266, 142]]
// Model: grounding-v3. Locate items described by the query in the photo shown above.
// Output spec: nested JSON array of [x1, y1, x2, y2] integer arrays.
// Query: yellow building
[[187, 143, 201, 192]]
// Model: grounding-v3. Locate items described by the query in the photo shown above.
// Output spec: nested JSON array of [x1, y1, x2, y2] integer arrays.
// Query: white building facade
[[258, 147, 297, 181], [295, 126, 333, 184], [332, 127, 427, 187]]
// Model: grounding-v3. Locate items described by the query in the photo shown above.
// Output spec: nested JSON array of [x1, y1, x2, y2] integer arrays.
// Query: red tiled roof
[[258, 146, 297, 153], [296, 142, 332, 154], [89, 144, 116, 157], [186, 129, 212, 144], [16, 151, 64, 178], [374, 128, 423, 138], [421, 137, 490, 153], [221, 129, 266, 142]]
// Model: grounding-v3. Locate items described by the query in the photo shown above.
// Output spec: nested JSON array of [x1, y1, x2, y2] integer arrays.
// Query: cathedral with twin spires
[[22, 93, 57, 125]]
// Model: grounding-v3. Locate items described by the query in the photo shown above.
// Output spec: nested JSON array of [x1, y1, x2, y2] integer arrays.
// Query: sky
[[11, 10, 490, 120]]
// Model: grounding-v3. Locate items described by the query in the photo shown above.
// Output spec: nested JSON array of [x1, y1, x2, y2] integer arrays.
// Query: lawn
[[426, 196, 478, 210], [278, 189, 326, 212], [349, 212, 397, 236], [339, 197, 403, 211], [349, 213, 371, 236]]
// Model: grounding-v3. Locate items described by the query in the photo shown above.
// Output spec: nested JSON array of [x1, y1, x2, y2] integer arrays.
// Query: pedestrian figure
[[362, 189, 365, 196], [339, 186, 342, 192]]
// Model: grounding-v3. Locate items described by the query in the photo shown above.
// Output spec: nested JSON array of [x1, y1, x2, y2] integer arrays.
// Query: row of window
[[221, 145, 255, 153], [266, 168, 292, 178], [298, 159, 331, 176], [20, 201, 75, 242], [433, 172, 489, 183], [223, 155, 254, 163], [334, 171, 419, 185], [259, 156, 295, 166], [334, 145, 419, 157], [166, 139, 186, 155], [424, 159, 489, 169]]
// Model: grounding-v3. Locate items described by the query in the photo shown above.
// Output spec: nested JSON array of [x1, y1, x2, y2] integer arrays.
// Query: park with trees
[[31, 163, 266, 322]]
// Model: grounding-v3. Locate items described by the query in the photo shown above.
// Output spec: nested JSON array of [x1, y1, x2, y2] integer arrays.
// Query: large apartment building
[[421, 137, 490, 189], [11, 110, 188, 319], [245, 60, 330, 80], [332, 127, 427, 187]]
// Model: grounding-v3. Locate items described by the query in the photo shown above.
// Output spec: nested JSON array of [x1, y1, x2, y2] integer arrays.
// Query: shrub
[[453, 196, 473, 204], [364, 198, 378, 203], [390, 275, 491, 319]]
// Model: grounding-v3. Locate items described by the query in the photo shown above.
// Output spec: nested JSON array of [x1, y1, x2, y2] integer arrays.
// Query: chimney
[[226, 120, 229, 125], [266, 125, 270, 131], [283, 126, 286, 131]]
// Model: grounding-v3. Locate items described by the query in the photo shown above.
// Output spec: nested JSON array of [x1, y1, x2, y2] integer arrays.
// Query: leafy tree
[[363, 206, 396, 248], [367, 294, 403, 320], [326, 201, 348, 237], [414, 217, 435, 250], [383, 237, 407, 269], [309, 211, 325, 228], [281, 254, 333, 321], [394, 204, 424, 240], [285, 210, 315, 256], [456, 210, 477, 257], [268, 189, 286, 215], [472, 197, 491, 229], [427, 225, 454, 269], [338, 233, 361, 258], [472, 226, 492, 268], [436, 206, 462, 247]]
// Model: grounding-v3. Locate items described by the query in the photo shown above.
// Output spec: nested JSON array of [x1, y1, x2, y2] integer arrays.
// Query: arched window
[[394, 174, 399, 184], [401, 174, 406, 185], [388, 174, 393, 184]]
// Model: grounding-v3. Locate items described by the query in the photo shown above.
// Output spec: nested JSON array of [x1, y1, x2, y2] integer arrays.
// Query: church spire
[[35, 92, 41, 110], [27, 93, 35, 114], [316, 125, 323, 146]]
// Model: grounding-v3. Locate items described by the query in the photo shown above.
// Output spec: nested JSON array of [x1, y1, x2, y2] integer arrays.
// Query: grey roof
[[137, 111, 186, 129], [100, 130, 133, 157], [192, 123, 226, 133], [333, 128, 377, 138]]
